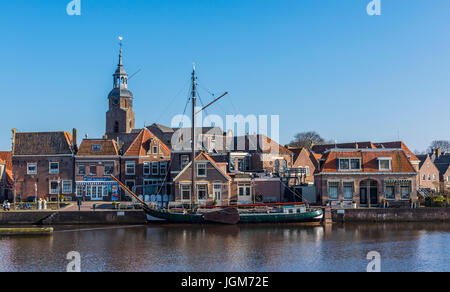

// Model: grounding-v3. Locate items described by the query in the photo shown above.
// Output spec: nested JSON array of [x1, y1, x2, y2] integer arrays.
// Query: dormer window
[[338, 158, 361, 171], [197, 163, 207, 177], [92, 144, 102, 152], [378, 158, 392, 171]]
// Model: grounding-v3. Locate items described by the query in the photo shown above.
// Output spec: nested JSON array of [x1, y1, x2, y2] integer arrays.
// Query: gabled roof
[[124, 128, 170, 157], [13, 132, 74, 156], [77, 139, 119, 156], [320, 149, 416, 173], [174, 152, 231, 181], [434, 154, 450, 175], [416, 154, 429, 168]]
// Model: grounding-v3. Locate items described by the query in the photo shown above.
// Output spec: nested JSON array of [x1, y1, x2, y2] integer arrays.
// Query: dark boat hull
[[145, 208, 323, 225]]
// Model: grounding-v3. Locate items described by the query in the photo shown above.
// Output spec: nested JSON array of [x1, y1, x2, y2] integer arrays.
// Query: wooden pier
[[0, 227, 54, 236]]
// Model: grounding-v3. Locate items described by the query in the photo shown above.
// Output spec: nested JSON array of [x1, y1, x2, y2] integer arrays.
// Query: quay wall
[[0, 211, 147, 225], [331, 208, 450, 223]]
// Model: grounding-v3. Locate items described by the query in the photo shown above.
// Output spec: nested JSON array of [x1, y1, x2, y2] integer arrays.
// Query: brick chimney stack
[[72, 128, 78, 152], [11, 128, 16, 155], [434, 148, 442, 158]]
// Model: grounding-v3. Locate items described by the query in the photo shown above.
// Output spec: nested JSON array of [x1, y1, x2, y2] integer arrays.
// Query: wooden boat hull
[[145, 208, 323, 225], [239, 209, 323, 224]]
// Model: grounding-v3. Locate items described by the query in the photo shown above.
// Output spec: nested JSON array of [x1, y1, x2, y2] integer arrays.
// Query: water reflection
[[0, 223, 449, 272]]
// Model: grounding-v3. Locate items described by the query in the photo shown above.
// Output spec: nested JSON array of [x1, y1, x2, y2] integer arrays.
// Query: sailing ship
[[111, 66, 323, 225]]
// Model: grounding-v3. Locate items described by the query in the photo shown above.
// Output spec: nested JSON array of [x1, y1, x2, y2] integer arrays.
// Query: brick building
[[0, 152, 13, 202], [431, 149, 450, 193], [105, 48, 135, 141], [416, 154, 440, 192], [283, 147, 319, 186], [75, 139, 121, 201], [315, 148, 418, 207], [12, 130, 76, 201], [173, 152, 231, 206], [121, 128, 171, 206]]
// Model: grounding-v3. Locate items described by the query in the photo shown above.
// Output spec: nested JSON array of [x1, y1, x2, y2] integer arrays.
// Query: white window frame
[[238, 184, 252, 201], [89, 165, 97, 176], [338, 158, 361, 171], [181, 155, 190, 169], [152, 162, 159, 175], [104, 164, 114, 176], [328, 181, 339, 200], [305, 166, 310, 176], [143, 162, 151, 175], [78, 165, 86, 175], [125, 161, 136, 175], [153, 145, 159, 154], [378, 158, 392, 171], [92, 144, 102, 152], [49, 162, 59, 174], [343, 181, 354, 200], [49, 181, 59, 194], [62, 181, 72, 194], [27, 162, 37, 175], [197, 184, 208, 201], [181, 184, 191, 201], [197, 163, 207, 177]]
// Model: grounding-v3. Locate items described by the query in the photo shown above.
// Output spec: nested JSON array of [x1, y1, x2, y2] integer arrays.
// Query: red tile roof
[[77, 139, 119, 156], [0, 152, 12, 172], [374, 141, 420, 162], [320, 149, 416, 173], [124, 128, 171, 157]]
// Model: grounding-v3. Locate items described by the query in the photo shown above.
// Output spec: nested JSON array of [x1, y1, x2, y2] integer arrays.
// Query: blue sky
[[1, 0, 449, 152]]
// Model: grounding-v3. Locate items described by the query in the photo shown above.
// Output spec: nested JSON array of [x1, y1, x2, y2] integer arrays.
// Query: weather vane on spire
[[118, 36, 124, 52]]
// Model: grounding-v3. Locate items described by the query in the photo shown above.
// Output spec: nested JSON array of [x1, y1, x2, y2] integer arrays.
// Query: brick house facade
[[283, 147, 319, 186], [416, 154, 440, 192], [75, 139, 121, 201], [12, 130, 76, 201], [121, 128, 171, 206], [315, 149, 418, 206], [173, 152, 231, 206]]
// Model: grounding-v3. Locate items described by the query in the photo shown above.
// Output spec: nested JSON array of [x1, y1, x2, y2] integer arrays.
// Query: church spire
[[113, 36, 128, 89], [118, 36, 123, 66]]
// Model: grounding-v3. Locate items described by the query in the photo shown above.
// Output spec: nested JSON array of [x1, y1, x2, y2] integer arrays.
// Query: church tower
[[105, 43, 135, 139]]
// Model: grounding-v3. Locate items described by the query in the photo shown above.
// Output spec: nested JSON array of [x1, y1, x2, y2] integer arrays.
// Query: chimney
[[72, 128, 78, 151], [434, 148, 442, 158], [11, 128, 17, 155]]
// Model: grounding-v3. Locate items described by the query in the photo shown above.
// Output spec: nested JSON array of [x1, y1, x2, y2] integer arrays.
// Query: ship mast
[[191, 64, 197, 210]]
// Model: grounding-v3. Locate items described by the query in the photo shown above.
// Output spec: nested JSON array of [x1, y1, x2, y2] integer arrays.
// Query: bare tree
[[288, 131, 327, 149], [429, 140, 450, 153]]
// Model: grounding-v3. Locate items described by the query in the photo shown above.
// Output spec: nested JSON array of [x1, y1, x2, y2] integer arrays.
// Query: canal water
[[0, 223, 449, 272]]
